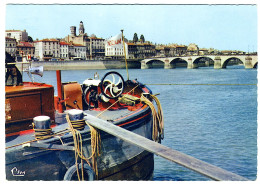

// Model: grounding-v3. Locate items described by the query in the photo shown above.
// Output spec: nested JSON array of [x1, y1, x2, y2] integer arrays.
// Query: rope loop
[[70, 119, 86, 131], [32, 123, 53, 140], [141, 93, 164, 142], [66, 114, 101, 180]]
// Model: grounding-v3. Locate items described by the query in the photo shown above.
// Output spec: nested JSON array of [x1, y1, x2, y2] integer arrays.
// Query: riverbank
[[16, 60, 141, 71]]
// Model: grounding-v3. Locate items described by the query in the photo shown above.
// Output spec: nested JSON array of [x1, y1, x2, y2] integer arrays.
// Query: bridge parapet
[[140, 55, 258, 69]]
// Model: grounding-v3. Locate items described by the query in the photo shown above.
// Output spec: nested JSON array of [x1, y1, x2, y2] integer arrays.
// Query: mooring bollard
[[68, 109, 85, 130], [33, 116, 51, 129], [33, 116, 52, 140]]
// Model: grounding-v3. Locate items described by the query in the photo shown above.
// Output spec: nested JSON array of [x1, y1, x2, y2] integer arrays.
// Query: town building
[[156, 44, 188, 57], [16, 42, 35, 60], [64, 21, 105, 60], [187, 43, 199, 55], [34, 39, 60, 61], [5, 37, 17, 57], [127, 42, 156, 59], [59, 41, 70, 60], [105, 33, 128, 59], [175, 45, 188, 56], [198, 48, 209, 55], [5, 29, 28, 42], [89, 35, 105, 60], [105, 42, 128, 59], [73, 44, 86, 59]]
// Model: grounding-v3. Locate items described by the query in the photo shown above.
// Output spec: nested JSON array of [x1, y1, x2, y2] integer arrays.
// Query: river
[[23, 65, 257, 181]]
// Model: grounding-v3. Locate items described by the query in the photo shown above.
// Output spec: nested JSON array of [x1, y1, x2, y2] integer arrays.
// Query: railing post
[[56, 70, 63, 113]]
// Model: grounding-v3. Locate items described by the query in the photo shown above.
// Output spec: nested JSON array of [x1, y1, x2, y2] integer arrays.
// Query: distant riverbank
[[16, 59, 142, 71]]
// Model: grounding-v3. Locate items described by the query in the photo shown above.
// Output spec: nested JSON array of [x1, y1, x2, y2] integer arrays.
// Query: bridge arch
[[193, 56, 215, 68], [222, 57, 244, 68], [169, 58, 188, 68], [145, 59, 165, 68]]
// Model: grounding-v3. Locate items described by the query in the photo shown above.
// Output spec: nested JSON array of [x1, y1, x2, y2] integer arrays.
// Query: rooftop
[[60, 41, 71, 45], [37, 38, 59, 42], [5, 37, 16, 40], [17, 42, 34, 47], [6, 29, 26, 32]]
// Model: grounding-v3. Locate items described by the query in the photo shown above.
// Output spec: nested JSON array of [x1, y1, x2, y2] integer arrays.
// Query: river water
[[23, 65, 257, 181]]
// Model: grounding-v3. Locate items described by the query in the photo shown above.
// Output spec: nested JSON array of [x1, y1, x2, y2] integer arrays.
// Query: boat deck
[[84, 104, 145, 122], [6, 103, 147, 150]]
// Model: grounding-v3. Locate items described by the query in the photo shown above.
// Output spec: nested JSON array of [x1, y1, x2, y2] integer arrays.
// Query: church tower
[[79, 21, 85, 35]]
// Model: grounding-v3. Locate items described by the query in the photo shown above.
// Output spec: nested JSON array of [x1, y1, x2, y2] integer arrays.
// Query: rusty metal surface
[[5, 82, 55, 134]]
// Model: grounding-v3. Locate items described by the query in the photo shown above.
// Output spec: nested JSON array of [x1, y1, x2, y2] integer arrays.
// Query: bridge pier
[[214, 57, 222, 69], [187, 58, 198, 69], [164, 59, 175, 69], [245, 56, 253, 69], [141, 61, 152, 69]]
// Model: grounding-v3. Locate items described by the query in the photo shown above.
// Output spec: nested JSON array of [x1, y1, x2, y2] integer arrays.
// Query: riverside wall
[[20, 60, 141, 71]]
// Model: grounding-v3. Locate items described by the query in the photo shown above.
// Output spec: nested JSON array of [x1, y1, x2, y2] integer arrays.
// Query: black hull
[[6, 105, 154, 181]]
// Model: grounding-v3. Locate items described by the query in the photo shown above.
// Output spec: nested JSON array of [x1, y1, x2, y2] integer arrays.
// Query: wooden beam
[[86, 114, 249, 181]]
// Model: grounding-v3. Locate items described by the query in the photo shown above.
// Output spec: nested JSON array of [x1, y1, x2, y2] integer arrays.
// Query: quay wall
[[18, 60, 141, 71]]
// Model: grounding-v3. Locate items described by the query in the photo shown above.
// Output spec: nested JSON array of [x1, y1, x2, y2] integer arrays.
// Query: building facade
[[60, 41, 70, 60], [73, 44, 86, 59], [127, 42, 156, 59], [105, 34, 128, 59], [89, 35, 105, 60], [187, 43, 199, 55], [5, 30, 28, 42], [16, 41, 35, 60], [34, 39, 60, 61], [5, 37, 17, 57], [64, 21, 105, 60]]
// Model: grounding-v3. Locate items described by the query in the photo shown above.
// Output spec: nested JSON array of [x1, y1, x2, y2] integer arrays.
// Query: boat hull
[[6, 106, 154, 181]]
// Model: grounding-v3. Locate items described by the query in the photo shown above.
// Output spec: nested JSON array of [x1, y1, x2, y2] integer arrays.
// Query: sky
[[3, 2, 258, 52]]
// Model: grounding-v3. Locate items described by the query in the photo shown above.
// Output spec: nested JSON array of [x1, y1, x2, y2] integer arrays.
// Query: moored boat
[[5, 52, 164, 181]]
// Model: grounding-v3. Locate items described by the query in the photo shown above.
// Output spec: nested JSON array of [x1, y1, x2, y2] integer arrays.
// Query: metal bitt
[[33, 116, 51, 129], [33, 116, 52, 140], [68, 109, 86, 130]]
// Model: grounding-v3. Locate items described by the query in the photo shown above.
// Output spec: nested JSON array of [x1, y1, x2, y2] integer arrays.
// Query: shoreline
[[16, 60, 142, 71]]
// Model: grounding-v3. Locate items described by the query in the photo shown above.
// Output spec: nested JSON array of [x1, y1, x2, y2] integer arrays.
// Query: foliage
[[28, 36, 33, 42], [133, 33, 138, 43], [140, 34, 145, 43]]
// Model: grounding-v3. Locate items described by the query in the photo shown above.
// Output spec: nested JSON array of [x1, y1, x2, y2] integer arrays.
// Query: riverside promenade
[[19, 60, 141, 71], [16, 54, 258, 71]]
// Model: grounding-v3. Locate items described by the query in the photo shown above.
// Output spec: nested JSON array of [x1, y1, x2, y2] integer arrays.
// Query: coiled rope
[[66, 115, 101, 180], [32, 123, 53, 140], [140, 94, 164, 142], [85, 121, 101, 178], [69, 119, 86, 131]]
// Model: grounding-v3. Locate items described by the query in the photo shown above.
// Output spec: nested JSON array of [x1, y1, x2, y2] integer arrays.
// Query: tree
[[133, 33, 138, 43], [140, 34, 145, 43], [28, 36, 33, 42]]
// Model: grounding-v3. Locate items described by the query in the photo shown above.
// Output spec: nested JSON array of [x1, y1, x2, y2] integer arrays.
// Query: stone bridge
[[140, 55, 258, 69]]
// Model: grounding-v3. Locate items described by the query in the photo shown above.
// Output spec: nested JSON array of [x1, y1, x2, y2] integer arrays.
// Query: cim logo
[[11, 167, 25, 177]]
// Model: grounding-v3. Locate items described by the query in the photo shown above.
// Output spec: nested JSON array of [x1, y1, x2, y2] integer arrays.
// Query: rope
[[32, 123, 53, 140], [70, 119, 86, 131], [66, 115, 101, 180], [5, 128, 71, 149], [140, 94, 164, 142], [34, 128, 53, 140], [85, 121, 101, 178], [96, 84, 140, 118]]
